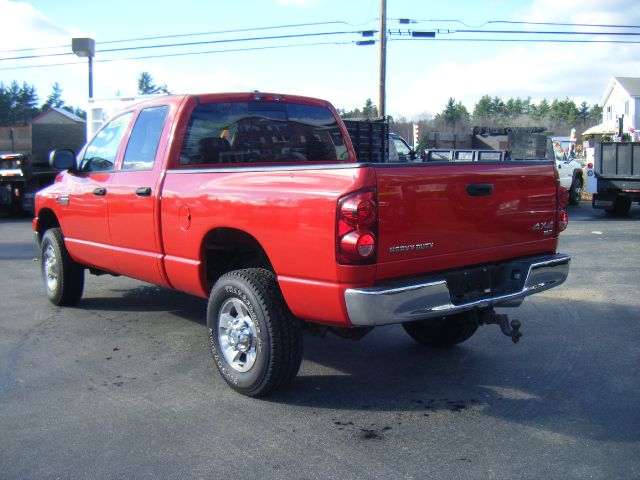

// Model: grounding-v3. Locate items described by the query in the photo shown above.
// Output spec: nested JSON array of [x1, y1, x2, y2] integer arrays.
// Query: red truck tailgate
[[375, 162, 559, 280]]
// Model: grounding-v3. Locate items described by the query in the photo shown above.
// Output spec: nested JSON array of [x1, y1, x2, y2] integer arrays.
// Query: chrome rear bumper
[[344, 254, 570, 327]]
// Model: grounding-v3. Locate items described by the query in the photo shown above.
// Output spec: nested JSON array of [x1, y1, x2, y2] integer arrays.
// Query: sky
[[1, 0, 639, 120]]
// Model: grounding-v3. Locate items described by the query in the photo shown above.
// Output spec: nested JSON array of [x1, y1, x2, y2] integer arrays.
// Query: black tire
[[568, 175, 582, 206], [41, 228, 85, 306], [605, 196, 632, 216], [206, 268, 303, 397], [402, 311, 479, 348]]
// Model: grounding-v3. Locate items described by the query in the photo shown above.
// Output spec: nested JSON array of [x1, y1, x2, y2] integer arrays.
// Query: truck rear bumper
[[344, 254, 570, 327]]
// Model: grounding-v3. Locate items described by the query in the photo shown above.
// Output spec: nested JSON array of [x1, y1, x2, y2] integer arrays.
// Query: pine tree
[[42, 82, 65, 111], [137, 72, 170, 95], [436, 97, 470, 125]]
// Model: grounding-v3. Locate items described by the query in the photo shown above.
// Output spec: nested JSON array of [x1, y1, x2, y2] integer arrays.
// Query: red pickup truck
[[35, 93, 570, 396]]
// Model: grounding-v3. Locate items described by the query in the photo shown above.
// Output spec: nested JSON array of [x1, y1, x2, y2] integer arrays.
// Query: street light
[[72, 38, 95, 99]]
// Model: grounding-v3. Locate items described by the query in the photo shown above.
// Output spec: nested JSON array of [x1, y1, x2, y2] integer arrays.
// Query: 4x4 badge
[[532, 221, 554, 235]]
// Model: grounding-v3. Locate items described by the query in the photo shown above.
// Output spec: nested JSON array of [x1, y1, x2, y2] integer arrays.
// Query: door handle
[[93, 187, 107, 196], [135, 187, 152, 197], [466, 183, 494, 197]]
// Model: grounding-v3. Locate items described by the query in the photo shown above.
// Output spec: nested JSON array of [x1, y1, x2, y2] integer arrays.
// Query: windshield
[[179, 101, 349, 165]]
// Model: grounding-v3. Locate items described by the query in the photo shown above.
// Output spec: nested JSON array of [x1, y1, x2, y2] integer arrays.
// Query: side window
[[393, 138, 411, 156], [455, 151, 474, 161], [81, 112, 133, 173], [122, 105, 169, 171], [478, 151, 503, 162]]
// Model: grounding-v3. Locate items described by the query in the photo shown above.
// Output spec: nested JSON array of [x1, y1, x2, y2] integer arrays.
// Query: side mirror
[[49, 149, 77, 172]]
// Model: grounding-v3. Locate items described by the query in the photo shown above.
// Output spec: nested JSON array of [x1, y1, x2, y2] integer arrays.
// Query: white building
[[599, 77, 640, 133]]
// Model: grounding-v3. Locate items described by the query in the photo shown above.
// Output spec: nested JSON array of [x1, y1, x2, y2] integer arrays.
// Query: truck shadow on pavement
[[69, 277, 638, 444], [78, 285, 207, 325], [269, 298, 639, 444]]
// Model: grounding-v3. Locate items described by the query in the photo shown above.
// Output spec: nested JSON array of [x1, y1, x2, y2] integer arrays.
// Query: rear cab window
[[179, 101, 349, 166]]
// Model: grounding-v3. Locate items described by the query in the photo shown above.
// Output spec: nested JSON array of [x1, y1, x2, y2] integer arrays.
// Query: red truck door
[[106, 105, 171, 286], [62, 111, 134, 273]]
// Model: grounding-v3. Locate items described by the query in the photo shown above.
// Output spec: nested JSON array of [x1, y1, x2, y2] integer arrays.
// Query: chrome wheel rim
[[43, 244, 59, 292], [218, 298, 258, 372], [575, 184, 582, 197]]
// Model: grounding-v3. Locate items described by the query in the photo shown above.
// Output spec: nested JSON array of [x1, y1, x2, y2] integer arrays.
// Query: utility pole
[[379, 0, 387, 118]]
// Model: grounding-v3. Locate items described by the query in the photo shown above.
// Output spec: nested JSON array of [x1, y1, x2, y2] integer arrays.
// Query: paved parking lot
[[1, 202, 639, 479]]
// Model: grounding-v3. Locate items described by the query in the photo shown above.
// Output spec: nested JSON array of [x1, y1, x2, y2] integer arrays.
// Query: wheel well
[[203, 228, 273, 291], [35, 208, 60, 245]]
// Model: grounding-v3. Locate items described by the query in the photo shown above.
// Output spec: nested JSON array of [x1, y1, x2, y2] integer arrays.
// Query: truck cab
[[388, 133, 416, 162]]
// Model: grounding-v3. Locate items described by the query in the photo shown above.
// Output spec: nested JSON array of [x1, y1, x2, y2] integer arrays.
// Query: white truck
[[550, 139, 584, 206]]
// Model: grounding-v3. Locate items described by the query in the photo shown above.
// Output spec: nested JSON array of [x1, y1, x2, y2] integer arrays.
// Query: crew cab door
[[107, 105, 171, 285], [62, 111, 134, 272]]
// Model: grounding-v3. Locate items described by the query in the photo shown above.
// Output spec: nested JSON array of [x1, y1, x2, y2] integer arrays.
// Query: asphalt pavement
[[1, 202, 639, 479]]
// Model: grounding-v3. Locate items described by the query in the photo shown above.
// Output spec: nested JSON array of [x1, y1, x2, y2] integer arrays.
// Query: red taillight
[[340, 231, 376, 259], [556, 186, 569, 234], [558, 210, 568, 232], [340, 196, 376, 226], [337, 189, 377, 264]]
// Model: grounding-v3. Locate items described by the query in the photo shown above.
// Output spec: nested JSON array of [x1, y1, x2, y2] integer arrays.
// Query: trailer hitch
[[478, 310, 522, 343]]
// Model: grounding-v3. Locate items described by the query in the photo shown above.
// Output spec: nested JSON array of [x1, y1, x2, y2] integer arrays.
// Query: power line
[[449, 29, 640, 36], [0, 20, 375, 54], [484, 20, 640, 29], [5, 32, 640, 72], [0, 41, 358, 71], [399, 18, 640, 29], [5, 16, 639, 55], [391, 37, 640, 44], [4, 26, 638, 62], [97, 21, 372, 45], [0, 30, 365, 61]]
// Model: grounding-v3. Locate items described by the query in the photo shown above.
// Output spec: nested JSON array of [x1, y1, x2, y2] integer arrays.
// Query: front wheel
[[402, 311, 479, 348], [41, 228, 84, 305], [568, 176, 583, 206], [206, 269, 303, 397]]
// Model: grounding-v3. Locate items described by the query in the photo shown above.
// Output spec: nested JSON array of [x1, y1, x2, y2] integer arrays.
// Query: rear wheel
[[402, 311, 479, 348], [568, 176, 582, 205], [605, 196, 631, 216], [206, 268, 303, 397], [41, 228, 84, 305]]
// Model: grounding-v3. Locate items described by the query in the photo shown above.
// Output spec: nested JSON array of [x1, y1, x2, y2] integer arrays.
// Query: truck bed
[[596, 142, 640, 179]]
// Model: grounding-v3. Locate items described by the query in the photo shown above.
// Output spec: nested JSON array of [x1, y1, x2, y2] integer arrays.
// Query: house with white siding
[[599, 77, 640, 134]]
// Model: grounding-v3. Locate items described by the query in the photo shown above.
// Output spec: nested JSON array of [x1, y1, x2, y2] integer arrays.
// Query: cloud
[[1, 0, 68, 47], [0, 0, 96, 106], [390, 0, 640, 117], [90, 59, 257, 99], [524, 0, 638, 25]]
